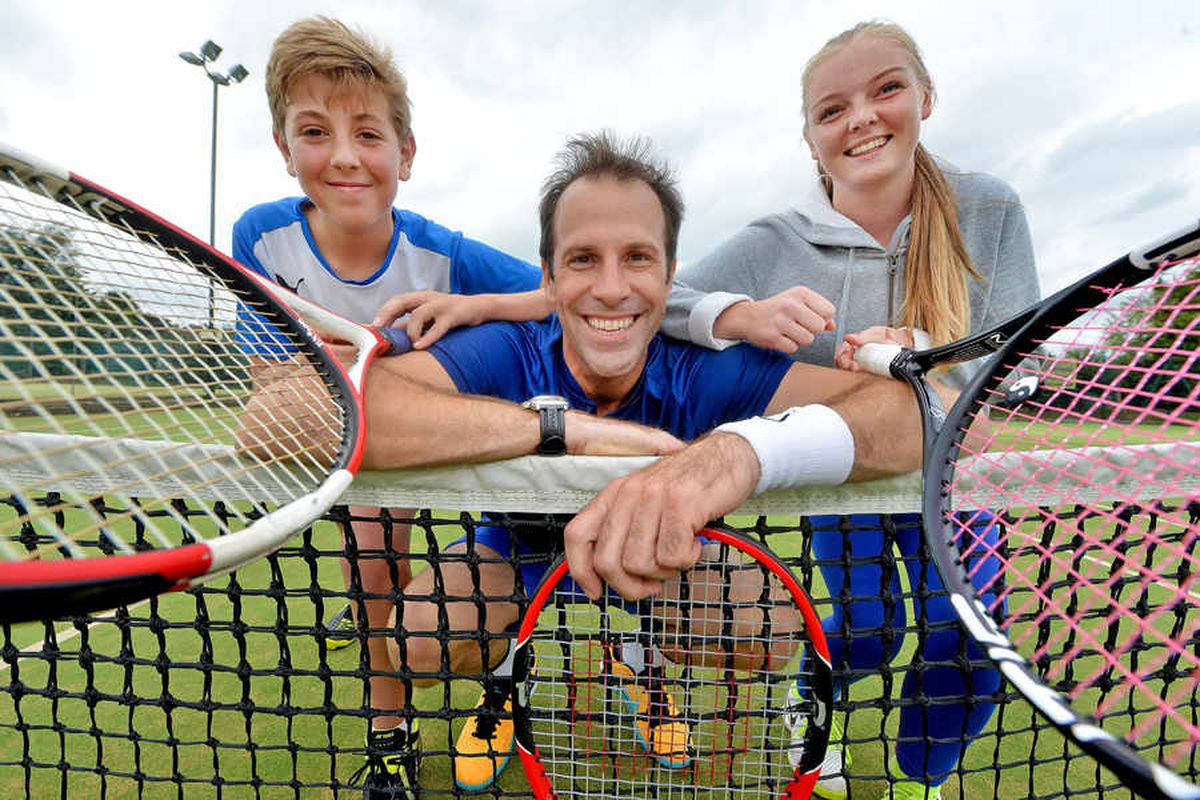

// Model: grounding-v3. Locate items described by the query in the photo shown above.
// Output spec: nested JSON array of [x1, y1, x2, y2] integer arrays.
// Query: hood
[[786, 179, 884, 249]]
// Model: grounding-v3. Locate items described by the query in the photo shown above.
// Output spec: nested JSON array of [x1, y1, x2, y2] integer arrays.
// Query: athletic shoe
[[352, 722, 420, 800], [783, 680, 851, 800], [881, 758, 941, 800], [607, 646, 694, 769], [454, 677, 516, 790], [324, 604, 357, 651]]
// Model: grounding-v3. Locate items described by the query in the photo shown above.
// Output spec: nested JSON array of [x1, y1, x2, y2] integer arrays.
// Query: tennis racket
[[0, 142, 411, 624], [855, 219, 1200, 800], [512, 524, 832, 800]]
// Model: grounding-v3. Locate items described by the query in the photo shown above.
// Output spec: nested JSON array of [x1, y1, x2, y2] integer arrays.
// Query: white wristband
[[714, 405, 854, 493], [904, 327, 932, 351]]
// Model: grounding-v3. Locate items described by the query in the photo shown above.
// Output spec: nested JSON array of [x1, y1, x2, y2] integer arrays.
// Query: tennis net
[[1, 432, 1191, 799]]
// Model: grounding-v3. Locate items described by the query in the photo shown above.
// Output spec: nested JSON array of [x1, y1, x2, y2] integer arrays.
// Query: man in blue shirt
[[240, 131, 947, 797]]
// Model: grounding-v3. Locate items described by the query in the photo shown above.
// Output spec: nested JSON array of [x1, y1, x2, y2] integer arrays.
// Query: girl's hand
[[713, 286, 835, 354], [834, 326, 917, 373]]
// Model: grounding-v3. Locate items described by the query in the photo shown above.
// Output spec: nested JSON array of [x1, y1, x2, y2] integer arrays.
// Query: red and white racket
[[513, 524, 833, 800], [0, 143, 410, 623]]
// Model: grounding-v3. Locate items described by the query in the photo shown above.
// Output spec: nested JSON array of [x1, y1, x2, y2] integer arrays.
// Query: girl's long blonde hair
[[803, 20, 981, 346]]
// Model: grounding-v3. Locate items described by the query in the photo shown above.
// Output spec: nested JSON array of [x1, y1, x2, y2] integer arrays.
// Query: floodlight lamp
[[228, 64, 249, 84], [199, 40, 222, 62], [211, 73, 231, 86], [179, 51, 204, 66]]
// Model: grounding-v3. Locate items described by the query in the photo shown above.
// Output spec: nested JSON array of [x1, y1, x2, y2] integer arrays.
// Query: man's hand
[[712, 286, 835, 354], [373, 290, 483, 350], [565, 410, 685, 457], [833, 325, 916, 373], [564, 432, 761, 602]]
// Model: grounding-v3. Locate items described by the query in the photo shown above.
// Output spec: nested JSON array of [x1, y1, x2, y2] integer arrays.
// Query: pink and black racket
[[856, 220, 1200, 799]]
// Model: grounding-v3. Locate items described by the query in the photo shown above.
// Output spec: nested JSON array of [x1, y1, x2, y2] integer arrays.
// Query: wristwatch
[[521, 395, 568, 456]]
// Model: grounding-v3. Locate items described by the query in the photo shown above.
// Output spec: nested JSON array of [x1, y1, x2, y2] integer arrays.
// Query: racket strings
[[524, 542, 822, 798], [944, 255, 1200, 765], [0, 162, 345, 562]]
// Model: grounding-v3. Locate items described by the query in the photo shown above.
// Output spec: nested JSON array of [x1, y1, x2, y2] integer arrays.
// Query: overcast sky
[[2, 1, 1197, 295]]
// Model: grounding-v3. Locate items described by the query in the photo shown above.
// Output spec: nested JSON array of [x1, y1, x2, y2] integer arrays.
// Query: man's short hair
[[266, 16, 412, 140], [538, 131, 684, 272]]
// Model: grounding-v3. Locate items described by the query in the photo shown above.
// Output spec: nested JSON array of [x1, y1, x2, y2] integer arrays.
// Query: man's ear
[[398, 132, 416, 181], [273, 129, 296, 177], [541, 260, 555, 299]]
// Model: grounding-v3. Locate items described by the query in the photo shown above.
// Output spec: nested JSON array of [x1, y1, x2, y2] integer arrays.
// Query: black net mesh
[[0, 494, 1176, 799]]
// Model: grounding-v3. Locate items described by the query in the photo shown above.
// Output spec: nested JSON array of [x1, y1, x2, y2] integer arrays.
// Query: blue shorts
[[449, 522, 562, 596]]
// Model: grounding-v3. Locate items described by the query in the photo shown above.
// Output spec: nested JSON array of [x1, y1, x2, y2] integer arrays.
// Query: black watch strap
[[536, 405, 566, 456], [522, 395, 568, 456]]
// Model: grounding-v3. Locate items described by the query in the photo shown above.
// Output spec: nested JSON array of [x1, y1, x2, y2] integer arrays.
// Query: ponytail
[[901, 145, 981, 345]]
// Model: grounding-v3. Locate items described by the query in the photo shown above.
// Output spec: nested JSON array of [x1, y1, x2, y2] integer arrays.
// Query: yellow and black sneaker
[[324, 604, 357, 651], [353, 722, 420, 800], [606, 645, 694, 769], [453, 677, 516, 791]]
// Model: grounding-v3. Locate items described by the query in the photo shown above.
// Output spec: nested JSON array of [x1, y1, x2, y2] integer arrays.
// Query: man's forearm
[[361, 360, 541, 469], [360, 356, 684, 470], [828, 374, 957, 482]]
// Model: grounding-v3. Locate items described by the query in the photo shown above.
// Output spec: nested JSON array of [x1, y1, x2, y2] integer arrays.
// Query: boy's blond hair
[[266, 16, 411, 139]]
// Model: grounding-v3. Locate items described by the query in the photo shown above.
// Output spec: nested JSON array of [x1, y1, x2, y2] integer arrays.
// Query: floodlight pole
[[179, 41, 247, 329], [209, 79, 219, 247], [178, 40, 248, 247]]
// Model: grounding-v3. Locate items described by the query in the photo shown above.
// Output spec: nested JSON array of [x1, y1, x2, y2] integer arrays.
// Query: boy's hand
[[712, 286, 835, 354], [373, 291, 484, 349]]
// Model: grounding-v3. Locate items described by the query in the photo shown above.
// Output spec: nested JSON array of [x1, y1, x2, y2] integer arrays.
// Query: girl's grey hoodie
[[666, 165, 1040, 390]]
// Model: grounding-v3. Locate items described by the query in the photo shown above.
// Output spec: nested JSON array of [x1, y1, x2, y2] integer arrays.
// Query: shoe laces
[[470, 679, 512, 741]]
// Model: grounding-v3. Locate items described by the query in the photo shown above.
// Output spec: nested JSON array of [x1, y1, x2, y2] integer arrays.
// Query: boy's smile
[[274, 73, 415, 273]]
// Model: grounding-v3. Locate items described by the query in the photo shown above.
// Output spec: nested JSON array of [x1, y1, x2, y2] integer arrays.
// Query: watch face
[[524, 394, 568, 411]]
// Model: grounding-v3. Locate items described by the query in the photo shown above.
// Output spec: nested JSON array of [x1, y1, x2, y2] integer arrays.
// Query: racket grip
[[374, 326, 413, 356], [854, 342, 904, 377]]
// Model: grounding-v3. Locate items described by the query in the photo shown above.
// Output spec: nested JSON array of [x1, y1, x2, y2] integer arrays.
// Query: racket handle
[[854, 342, 904, 377], [374, 326, 413, 356]]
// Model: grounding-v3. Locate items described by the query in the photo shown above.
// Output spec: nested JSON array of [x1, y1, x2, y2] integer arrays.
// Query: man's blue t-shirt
[[427, 316, 793, 440]]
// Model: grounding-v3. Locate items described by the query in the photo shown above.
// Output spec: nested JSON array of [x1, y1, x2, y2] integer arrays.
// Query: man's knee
[[385, 599, 446, 683]]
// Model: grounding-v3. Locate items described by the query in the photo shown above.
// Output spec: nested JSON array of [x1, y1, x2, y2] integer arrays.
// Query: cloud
[[3, 0, 1198, 287]]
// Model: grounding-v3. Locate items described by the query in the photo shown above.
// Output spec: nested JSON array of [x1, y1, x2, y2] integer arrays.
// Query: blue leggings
[[809, 512, 1003, 785]]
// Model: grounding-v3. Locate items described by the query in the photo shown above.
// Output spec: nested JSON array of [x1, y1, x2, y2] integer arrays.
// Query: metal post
[[178, 41, 247, 330], [209, 79, 219, 247]]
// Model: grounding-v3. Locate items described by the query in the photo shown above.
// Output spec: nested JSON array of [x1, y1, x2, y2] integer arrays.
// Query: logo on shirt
[[273, 273, 306, 295]]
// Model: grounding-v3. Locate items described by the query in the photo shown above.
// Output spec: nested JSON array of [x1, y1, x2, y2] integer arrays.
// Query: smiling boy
[[232, 18, 548, 800]]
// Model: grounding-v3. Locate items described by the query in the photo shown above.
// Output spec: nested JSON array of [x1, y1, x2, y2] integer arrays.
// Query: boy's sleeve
[[231, 213, 294, 359], [232, 215, 269, 277], [448, 235, 541, 294]]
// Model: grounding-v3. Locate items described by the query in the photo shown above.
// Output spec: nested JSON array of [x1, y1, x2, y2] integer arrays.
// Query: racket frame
[[511, 524, 833, 800], [866, 219, 1200, 800], [0, 143, 394, 621]]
